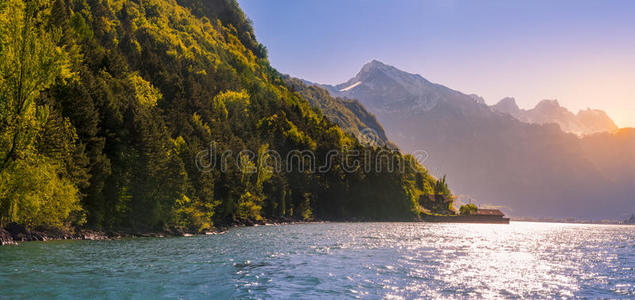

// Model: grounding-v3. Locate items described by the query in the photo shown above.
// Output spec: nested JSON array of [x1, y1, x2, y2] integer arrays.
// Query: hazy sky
[[238, 0, 635, 127]]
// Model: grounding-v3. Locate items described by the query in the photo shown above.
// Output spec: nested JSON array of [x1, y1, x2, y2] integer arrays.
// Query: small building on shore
[[472, 209, 505, 217], [463, 208, 509, 223], [422, 207, 510, 224]]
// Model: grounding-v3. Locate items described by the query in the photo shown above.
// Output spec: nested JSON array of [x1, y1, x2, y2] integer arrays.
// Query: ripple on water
[[0, 222, 633, 298]]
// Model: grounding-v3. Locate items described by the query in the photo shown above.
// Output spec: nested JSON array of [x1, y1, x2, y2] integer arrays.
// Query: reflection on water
[[1, 222, 633, 298]]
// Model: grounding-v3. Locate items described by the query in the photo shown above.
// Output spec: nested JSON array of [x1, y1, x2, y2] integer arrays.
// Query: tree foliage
[[0, 0, 453, 231], [459, 204, 478, 216], [0, 0, 81, 227]]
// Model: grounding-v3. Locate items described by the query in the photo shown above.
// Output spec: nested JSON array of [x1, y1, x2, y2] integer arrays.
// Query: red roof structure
[[473, 209, 505, 216]]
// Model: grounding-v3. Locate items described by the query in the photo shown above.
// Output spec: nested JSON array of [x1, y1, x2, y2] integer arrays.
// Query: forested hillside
[[285, 76, 396, 149], [0, 0, 451, 233]]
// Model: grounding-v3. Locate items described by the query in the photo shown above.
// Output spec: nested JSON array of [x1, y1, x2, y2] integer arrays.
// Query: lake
[[0, 222, 633, 298]]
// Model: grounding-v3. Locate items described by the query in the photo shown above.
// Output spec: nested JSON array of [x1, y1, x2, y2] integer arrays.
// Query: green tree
[[0, 156, 81, 227], [0, 0, 81, 227], [434, 175, 451, 196], [0, 0, 73, 169], [459, 203, 478, 216]]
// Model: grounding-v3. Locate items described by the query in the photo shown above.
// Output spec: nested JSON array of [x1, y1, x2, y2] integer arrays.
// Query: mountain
[[492, 98, 618, 135], [577, 109, 620, 134], [319, 60, 635, 219], [327, 60, 487, 114], [0, 1, 452, 231], [285, 76, 396, 149]]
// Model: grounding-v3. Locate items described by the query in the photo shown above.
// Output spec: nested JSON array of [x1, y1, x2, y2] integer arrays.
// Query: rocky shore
[[0, 222, 233, 246], [0, 218, 317, 246], [0, 223, 109, 246]]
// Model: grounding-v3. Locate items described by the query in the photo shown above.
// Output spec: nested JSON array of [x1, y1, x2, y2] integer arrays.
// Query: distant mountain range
[[492, 98, 618, 135], [310, 60, 635, 219]]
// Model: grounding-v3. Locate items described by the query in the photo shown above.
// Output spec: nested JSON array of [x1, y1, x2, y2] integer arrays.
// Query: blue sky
[[238, 0, 635, 127]]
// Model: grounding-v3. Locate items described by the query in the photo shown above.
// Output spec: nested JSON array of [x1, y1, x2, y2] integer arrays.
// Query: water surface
[[1, 222, 633, 298]]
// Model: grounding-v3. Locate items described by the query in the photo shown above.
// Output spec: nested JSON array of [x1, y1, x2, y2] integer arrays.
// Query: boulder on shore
[[0, 227, 16, 245], [5, 222, 29, 241], [1, 222, 99, 245], [77, 230, 109, 240]]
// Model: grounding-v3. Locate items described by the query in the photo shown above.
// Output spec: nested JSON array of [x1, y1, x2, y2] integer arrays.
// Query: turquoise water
[[0, 222, 633, 298]]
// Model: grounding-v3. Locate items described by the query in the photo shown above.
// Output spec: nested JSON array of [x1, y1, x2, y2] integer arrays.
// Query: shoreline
[[421, 215, 510, 224], [511, 219, 634, 226], [4, 218, 632, 246], [0, 222, 227, 246], [0, 219, 320, 246], [1, 223, 110, 246]]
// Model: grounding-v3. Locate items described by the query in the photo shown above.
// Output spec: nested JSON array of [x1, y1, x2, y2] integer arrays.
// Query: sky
[[237, 0, 635, 128]]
